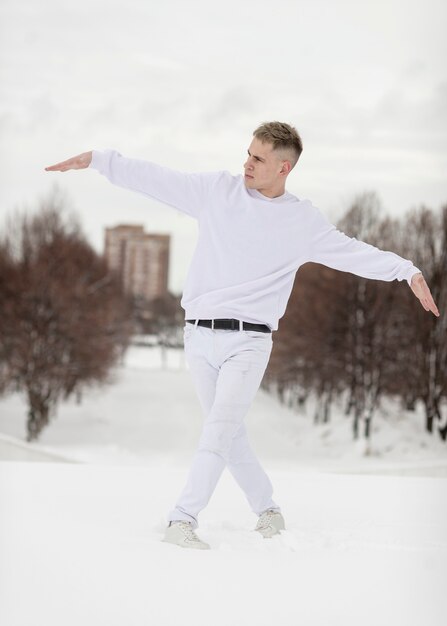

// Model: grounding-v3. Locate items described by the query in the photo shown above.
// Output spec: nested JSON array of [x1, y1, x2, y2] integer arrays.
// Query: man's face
[[243, 137, 289, 193]]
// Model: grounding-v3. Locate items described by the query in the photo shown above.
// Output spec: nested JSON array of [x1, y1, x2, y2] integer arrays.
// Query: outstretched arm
[[308, 207, 440, 317], [45, 149, 223, 220]]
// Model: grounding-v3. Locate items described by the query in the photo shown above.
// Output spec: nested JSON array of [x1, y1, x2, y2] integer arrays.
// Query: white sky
[[0, 0, 446, 293]]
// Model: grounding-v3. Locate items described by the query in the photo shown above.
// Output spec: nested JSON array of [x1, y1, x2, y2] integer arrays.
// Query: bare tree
[[391, 205, 447, 439], [335, 192, 401, 443], [0, 192, 133, 441], [273, 261, 348, 422], [270, 192, 443, 450]]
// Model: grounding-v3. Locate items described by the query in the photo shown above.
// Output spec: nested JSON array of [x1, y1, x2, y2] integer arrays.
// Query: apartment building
[[104, 224, 170, 301]]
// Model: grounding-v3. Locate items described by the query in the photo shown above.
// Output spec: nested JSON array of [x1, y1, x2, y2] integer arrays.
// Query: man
[[45, 121, 439, 550]]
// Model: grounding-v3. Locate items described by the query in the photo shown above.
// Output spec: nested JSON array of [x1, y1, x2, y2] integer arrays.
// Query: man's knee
[[198, 419, 242, 459]]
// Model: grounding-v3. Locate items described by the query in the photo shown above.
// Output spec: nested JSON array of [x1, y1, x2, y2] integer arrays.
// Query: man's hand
[[410, 272, 440, 317], [45, 151, 92, 172]]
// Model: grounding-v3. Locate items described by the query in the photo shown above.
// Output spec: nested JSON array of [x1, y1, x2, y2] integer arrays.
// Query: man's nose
[[245, 157, 254, 170]]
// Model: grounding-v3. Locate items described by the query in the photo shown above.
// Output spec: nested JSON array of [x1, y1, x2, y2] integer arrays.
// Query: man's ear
[[280, 160, 292, 176]]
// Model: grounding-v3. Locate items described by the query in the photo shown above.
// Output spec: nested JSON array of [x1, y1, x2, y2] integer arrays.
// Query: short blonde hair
[[253, 121, 303, 169]]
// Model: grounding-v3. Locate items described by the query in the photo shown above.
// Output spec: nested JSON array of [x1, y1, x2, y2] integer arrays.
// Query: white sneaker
[[163, 521, 211, 550], [255, 509, 285, 538]]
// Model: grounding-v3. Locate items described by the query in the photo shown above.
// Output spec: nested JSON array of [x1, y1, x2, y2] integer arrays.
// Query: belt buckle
[[211, 319, 215, 330]]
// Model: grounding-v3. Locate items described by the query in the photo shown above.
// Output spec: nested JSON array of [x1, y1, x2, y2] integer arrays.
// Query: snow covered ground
[[1, 344, 446, 625], [1, 344, 446, 474]]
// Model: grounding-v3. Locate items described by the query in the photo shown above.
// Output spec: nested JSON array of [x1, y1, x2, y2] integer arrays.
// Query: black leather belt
[[186, 319, 271, 333]]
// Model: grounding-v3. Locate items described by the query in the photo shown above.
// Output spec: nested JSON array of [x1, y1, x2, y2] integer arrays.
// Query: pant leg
[[227, 422, 281, 516], [167, 325, 280, 529], [167, 340, 222, 528]]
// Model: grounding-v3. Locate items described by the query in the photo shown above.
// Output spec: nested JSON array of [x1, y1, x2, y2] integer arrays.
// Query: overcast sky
[[0, 0, 446, 293]]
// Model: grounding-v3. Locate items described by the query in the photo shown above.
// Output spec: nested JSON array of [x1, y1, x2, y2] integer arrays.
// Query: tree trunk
[[364, 415, 371, 439], [424, 396, 435, 434], [404, 395, 417, 411], [323, 388, 332, 423], [314, 395, 321, 424], [435, 400, 447, 441], [353, 410, 360, 439], [26, 391, 51, 441]]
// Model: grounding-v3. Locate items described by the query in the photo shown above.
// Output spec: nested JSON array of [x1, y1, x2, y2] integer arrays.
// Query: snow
[[0, 344, 446, 625]]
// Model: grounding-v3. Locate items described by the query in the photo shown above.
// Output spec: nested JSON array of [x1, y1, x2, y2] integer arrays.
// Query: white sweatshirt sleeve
[[88, 149, 222, 219], [307, 207, 422, 287]]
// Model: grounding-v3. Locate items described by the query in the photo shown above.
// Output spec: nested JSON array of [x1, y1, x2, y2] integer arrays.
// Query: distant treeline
[[0, 189, 133, 441], [1, 188, 445, 444], [264, 191, 447, 443]]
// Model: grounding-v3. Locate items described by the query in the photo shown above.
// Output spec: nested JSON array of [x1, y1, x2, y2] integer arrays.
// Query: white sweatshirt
[[89, 150, 421, 331]]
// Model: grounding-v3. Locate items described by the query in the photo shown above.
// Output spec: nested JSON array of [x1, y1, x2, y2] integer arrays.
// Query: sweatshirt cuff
[[88, 149, 108, 171], [406, 266, 422, 287]]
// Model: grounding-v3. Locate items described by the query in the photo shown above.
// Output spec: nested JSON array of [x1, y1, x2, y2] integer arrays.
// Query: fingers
[[422, 284, 440, 317], [428, 301, 440, 317], [420, 287, 440, 317], [412, 275, 440, 317], [45, 159, 74, 171], [45, 164, 65, 171], [44, 151, 91, 172]]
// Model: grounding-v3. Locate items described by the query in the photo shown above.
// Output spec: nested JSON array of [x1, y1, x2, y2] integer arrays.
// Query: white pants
[[167, 321, 281, 529]]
